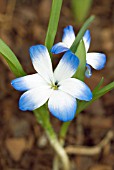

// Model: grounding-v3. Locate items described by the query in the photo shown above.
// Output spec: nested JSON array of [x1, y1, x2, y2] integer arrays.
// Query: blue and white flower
[[11, 45, 92, 122], [51, 25, 106, 78]]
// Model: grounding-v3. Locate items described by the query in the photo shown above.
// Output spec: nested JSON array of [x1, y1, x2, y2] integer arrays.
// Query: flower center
[[51, 81, 59, 90]]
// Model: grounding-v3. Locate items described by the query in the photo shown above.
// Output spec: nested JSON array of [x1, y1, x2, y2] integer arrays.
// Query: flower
[[11, 45, 92, 122], [51, 25, 106, 78]]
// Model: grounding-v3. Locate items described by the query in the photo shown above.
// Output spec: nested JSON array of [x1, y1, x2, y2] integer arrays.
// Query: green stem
[[59, 121, 71, 146], [53, 122, 71, 170], [34, 109, 70, 170], [53, 155, 60, 170], [51, 138, 70, 170], [45, 0, 63, 55]]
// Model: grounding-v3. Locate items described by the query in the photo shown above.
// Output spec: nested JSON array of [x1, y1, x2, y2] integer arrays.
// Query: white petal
[[29, 45, 54, 83], [19, 87, 53, 111], [59, 78, 92, 101], [11, 73, 48, 91], [62, 25, 75, 48], [51, 42, 69, 54], [48, 90, 77, 122], [86, 52, 106, 70], [83, 30, 91, 52], [54, 50, 79, 82]]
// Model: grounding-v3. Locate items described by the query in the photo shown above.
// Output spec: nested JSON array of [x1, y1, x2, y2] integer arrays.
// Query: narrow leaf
[[70, 15, 95, 53], [95, 81, 114, 97], [45, 0, 63, 56], [93, 77, 104, 94], [77, 81, 114, 114], [0, 39, 26, 77], [71, 0, 93, 24]]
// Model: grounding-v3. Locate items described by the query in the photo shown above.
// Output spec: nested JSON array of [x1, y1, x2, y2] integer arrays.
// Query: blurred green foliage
[[71, 0, 93, 24], [0, 39, 26, 77]]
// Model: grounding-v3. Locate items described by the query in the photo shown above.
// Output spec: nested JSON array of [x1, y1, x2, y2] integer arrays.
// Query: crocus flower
[[11, 45, 92, 122], [51, 26, 106, 78]]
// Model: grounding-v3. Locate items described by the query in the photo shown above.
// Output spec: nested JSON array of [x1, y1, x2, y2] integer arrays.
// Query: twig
[[65, 130, 113, 156]]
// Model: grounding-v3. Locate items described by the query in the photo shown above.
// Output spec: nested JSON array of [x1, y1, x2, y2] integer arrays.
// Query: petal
[[54, 50, 79, 82], [51, 42, 68, 54], [83, 30, 91, 52], [86, 52, 106, 70], [59, 78, 92, 101], [62, 25, 75, 48], [85, 64, 92, 78], [29, 45, 54, 83], [11, 73, 47, 91], [19, 87, 53, 111], [48, 90, 77, 122]]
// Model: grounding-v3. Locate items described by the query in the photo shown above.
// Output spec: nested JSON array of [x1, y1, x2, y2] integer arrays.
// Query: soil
[[0, 0, 114, 170]]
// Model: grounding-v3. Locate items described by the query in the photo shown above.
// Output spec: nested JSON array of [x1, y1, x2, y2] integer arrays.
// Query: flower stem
[[59, 121, 71, 146], [52, 121, 71, 170], [50, 137, 70, 170], [53, 155, 60, 170], [34, 108, 70, 170]]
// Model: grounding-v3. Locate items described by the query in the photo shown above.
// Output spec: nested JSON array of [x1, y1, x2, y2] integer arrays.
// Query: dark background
[[0, 0, 114, 169]]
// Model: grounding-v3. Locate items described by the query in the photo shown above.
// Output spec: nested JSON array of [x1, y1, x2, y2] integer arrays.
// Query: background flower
[[51, 26, 106, 78]]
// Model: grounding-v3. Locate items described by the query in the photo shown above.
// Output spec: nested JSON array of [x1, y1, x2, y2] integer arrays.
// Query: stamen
[[51, 81, 59, 90], [55, 81, 58, 86]]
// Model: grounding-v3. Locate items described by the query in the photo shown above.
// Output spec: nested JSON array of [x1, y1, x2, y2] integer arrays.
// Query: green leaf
[[71, 0, 93, 24], [95, 81, 114, 97], [73, 40, 86, 81], [77, 81, 114, 114], [0, 39, 26, 77], [45, 0, 63, 56], [70, 15, 95, 53], [93, 77, 104, 94]]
